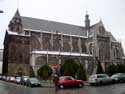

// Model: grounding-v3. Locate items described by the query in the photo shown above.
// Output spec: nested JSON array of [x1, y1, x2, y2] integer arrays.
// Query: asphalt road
[[0, 80, 125, 94]]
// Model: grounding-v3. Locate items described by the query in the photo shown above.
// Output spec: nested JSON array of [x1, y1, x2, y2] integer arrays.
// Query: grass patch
[[40, 80, 53, 84]]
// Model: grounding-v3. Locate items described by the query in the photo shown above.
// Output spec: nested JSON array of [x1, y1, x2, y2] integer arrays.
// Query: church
[[2, 10, 125, 76]]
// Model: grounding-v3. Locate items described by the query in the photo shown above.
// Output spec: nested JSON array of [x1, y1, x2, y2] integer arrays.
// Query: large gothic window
[[72, 37, 79, 52], [99, 25, 105, 35], [115, 47, 120, 58], [30, 36, 41, 51], [89, 43, 93, 54], [53, 34, 61, 51], [42, 33, 51, 51], [98, 41, 110, 60], [31, 32, 40, 38], [36, 56, 46, 65], [81, 39, 87, 53], [63, 36, 70, 52]]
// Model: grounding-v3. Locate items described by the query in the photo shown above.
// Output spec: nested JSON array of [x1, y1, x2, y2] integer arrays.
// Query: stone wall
[[8, 63, 31, 76]]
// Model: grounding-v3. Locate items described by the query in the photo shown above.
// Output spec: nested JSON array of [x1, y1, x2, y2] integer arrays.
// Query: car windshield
[[23, 76, 29, 80], [65, 77, 74, 80], [97, 74, 108, 78], [29, 78, 39, 82], [16, 77, 21, 79], [60, 76, 75, 80], [111, 74, 119, 78]]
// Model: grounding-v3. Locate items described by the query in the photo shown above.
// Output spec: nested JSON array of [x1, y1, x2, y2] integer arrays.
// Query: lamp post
[[0, 10, 3, 13]]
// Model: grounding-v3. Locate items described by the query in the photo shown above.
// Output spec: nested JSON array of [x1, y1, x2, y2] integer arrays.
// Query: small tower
[[8, 9, 23, 34], [85, 12, 90, 33]]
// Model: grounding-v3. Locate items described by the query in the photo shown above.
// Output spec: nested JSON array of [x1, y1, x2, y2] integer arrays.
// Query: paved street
[[0, 80, 125, 94]]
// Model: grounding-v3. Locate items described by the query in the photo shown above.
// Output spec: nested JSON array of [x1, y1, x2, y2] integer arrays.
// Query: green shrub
[[106, 64, 117, 75], [96, 61, 104, 74], [60, 59, 79, 77], [37, 65, 53, 80], [60, 58, 87, 81], [77, 63, 87, 81], [106, 64, 125, 76]]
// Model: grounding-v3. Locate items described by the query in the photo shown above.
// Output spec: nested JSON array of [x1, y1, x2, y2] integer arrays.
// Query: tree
[[60, 59, 79, 77], [106, 64, 117, 76], [106, 64, 125, 76], [117, 64, 125, 73], [37, 65, 53, 80], [77, 63, 87, 81], [96, 61, 104, 74]]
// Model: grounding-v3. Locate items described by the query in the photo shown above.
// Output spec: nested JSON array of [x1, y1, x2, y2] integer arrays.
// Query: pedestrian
[[53, 74, 59, 91]]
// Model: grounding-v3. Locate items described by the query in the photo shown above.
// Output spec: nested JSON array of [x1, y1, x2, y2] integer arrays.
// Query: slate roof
[[90, 21, 117, 42], [21, 16, 87, 36], [12, 10, 117, 42], [107, 32, 117, 41], [90, 22, 101, 34]]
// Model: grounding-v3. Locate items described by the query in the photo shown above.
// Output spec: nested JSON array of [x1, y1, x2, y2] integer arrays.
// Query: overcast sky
[[0, 0, 125, 51]]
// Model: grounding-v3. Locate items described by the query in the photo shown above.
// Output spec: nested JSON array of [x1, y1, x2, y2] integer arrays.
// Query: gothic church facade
[[3, 10, 124, 76]]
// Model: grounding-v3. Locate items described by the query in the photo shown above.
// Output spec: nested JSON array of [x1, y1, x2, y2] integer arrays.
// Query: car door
[[120, 74, 125, 82], [64, 77, 74, 86]]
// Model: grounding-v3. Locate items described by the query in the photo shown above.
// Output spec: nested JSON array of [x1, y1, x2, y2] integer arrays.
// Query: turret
[[85, 12, 90, 31], [8, 9, 23, 34]]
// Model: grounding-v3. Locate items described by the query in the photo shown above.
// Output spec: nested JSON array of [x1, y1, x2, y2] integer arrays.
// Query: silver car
[[88, 74, 112, 85]]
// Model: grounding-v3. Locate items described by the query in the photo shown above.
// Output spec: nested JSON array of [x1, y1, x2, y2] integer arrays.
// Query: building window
[[25, 30, 30, 35]]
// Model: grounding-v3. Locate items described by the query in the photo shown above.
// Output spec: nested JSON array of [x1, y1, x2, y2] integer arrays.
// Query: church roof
[[21, 16, 87, 36], [107, 32, 117, 42], [90, 21, 104, 35], [13, 9, 20, 18], [10, 10, 118, 41]]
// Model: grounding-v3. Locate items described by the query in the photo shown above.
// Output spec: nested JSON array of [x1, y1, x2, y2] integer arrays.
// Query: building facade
[[3, 10, 125, 76]]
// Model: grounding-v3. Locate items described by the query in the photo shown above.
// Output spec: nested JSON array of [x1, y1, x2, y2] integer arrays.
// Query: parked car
[[8, 76, 16, 82], [1, 75, 7, 81], [88, 74, 112, 85], [111, 73, 125, 83], [25, 77, 41, 87], [57, 76, 84, 89], [6, 76, 10, 81], [20, 76, 29, 85], [15, 77, 22, 84], [0, 75, 2, 80]]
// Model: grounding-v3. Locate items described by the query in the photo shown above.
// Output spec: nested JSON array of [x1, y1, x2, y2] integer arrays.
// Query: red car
[[57, 76, 84, 89]]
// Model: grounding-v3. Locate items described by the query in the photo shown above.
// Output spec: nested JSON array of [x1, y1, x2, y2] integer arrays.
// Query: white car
[[15, 77, 22, 84], [8, 76, 16, 82], [88, 74, 112, 85]]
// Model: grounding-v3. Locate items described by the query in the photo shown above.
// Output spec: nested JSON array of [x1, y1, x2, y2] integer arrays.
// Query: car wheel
[[79, 83, 83, 87], [99, 81, 103, 85], [28, 84, 31, 87], [112, 80, 116, 84], [59, 85, 64, 89], [119, 80, 122, 83]]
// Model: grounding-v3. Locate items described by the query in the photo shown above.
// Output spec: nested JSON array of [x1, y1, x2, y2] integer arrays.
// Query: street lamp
[[0, 10, 4, 13]]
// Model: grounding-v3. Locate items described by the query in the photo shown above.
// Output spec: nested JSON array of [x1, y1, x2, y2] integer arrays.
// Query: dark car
[[57, 76, 84, 89], [20, 76, 29, 85], [26, 77, 41, 87], [111, 73, 125, 83]]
